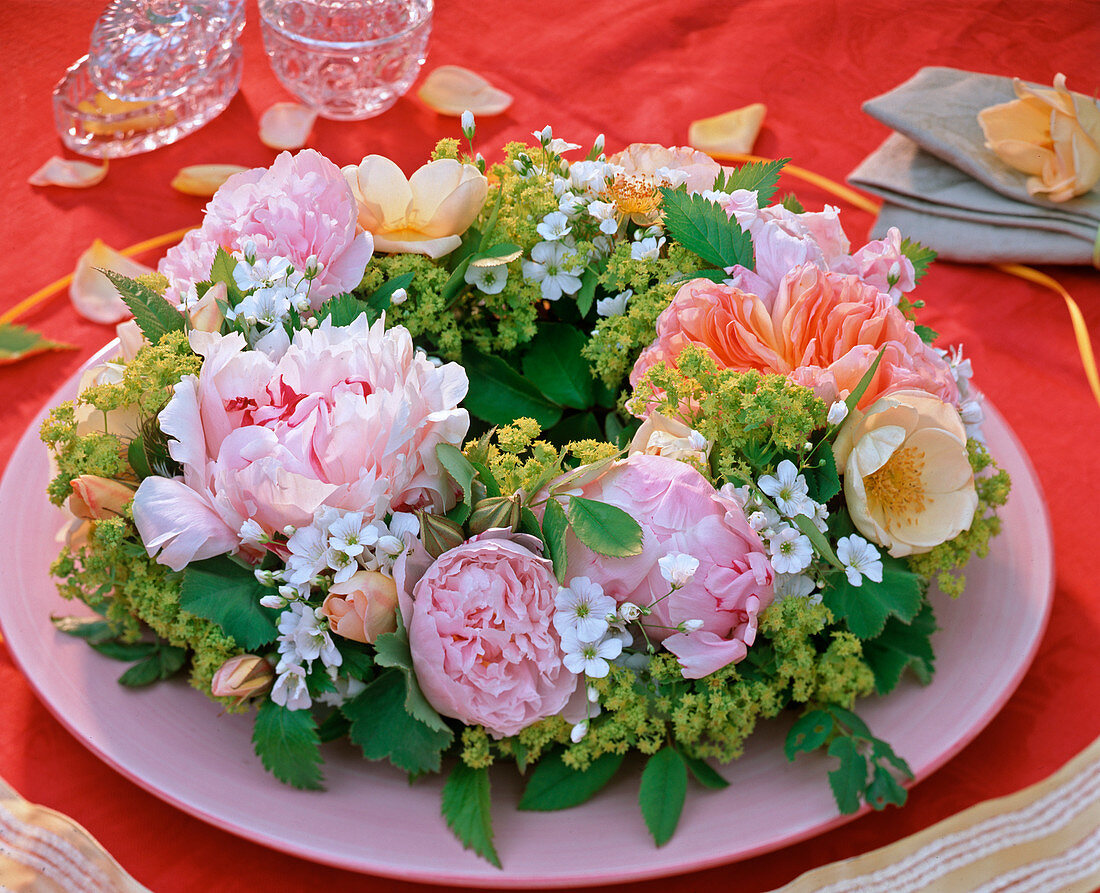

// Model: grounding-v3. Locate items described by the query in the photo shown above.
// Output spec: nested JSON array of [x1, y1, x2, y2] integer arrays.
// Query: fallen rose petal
[[28, 156, 108, 189], [259, 102, 318, 150], [71, 239, 154, 324], [417, 65, 513, 116], [171, 164, 249, 196], [688, 103, 767, 156]]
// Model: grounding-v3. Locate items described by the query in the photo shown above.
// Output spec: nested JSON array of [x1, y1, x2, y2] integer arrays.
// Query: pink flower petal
[[171, 164, 249, 197], [259, 103, 318, 150], [28, 156, 108, 188], [417, 65, 513, 116], [70, 240, 154, 324]]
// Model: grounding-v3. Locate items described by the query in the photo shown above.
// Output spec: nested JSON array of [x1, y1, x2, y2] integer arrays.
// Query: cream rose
[[342, 156, 488, 258], [978, 73, 1100, 202], [628, 412, 710, 466], [834, 389, 978, 557]]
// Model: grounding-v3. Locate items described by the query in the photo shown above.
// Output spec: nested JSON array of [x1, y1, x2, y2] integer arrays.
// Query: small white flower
[[748, 506, 782, 535], [768, 527, 813, 574], [658, 552, 699, 589], [587, 200, 620, 235], [679, 619, 705, 633], [259, 593, 287, 610], [596, 289, 631, 318], [464, 261, 509, 295], [773, 572, 817, 602], [460, 109, 475, 138], [570, 720, 589, 743], [554, 577, 616, 642], [618, 601, 643, 622], [836, 535, 884, 587], [547, 137, 582, 154], [536, 210, 573, 241], [388, 512, 421, 542], [521, 241, 584, 301], [558, 190, 583, 216], [653, 166, 689, 189], [232, 254, 292, 292], [757, 460, 813, 518], [533, 125, 553, 145], [827, 400, 849, 426], [239, 518, 267, 549], [316, 674, 368, 708], [586, 684, 600, 703], [271, 665, 311, 710], [327, 512, 371, 558], [390, 287, 409, 305], [560, 628, 623, 678], [630, 235, 665, 261]]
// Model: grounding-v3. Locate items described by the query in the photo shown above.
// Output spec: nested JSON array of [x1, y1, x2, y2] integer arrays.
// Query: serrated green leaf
[[90, 639, 158, 661], [441, 256, 473, 308], [659, 188, 754, 270], [334, 640, 374, 681], [826, 737, 866, 815], [126, 436, 153, 479], [542, 497, 569, 582], [460, 346, 563, 429], [862, 601, 937, 693], [683, 754, 730, 789], [469, 460, 501, 498], [521, 324, 595, 410], [722, 157, 790, 206], [0, 323, 74, 365], [803, 444, 840, 504], [252, 699, 324, 790], [102, 270, 187, 344], [316, 709, 351, 743], [441, 762, 500, 868], [690, 268, 729, 283], [156, 644, 188, 678], [638, 747, 688, 847], [784, 710, 835, 760], [900, 237, 936, 284], [822, 555, 924, 639], [915, 324, 939, 345], [871, 737, 914, 779], [373, 613, 451, 733], [866, 764, 908, 810], [826, 704, 873, 740], [316, 293, 372, 327], [51, 615, 115, 644], [780, 192, 805, 214], [519, 750, 624, 811], [566, 496, 643, 558], [179, 555, 279, 650], [209, 247, 238, 288], [436, 442, 477, 508]]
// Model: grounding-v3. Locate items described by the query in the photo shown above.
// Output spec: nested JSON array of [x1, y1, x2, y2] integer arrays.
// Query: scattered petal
[[171, 164, 249, 196], [688, 103, 767, 156], [259, 102, 318, 150], [0, 323, 74, 366], [28, 156, 108, 189], [70, 239, 154, 324], [417, 65, 513, 116]]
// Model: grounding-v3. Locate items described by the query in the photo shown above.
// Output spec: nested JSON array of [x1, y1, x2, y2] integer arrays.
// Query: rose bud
[[467, 494, 521, 535], [321, 570, 399, 644], [189, 281, 226, 333], [210, 654, 274, 702], [69, 475, 135, 520], [417, 510, 465, 559]]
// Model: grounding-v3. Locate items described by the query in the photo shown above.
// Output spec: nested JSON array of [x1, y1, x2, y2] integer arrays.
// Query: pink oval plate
[[0, 347, 1053, 888]]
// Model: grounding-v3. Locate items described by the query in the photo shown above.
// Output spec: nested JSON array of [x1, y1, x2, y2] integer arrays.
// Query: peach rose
[[321, 570, 399, 644], [978, 73, 1100, 202], [69, 475, 134, 521], [210, 654, 274, 702], [631, 267, 957, 410], [833, 389, 978, 557], [342, 156, 488, 259], [608, 143, 723, 195]]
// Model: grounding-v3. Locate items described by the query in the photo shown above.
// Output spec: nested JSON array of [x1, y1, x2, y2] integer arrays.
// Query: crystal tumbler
[[259, 0, 433, 121]]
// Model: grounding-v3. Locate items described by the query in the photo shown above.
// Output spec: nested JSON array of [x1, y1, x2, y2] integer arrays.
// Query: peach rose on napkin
[[342, 156, 488, 259], [403, 530, 573, 737], [833, 389, 978, 557], [978, 73, 1100, 202]]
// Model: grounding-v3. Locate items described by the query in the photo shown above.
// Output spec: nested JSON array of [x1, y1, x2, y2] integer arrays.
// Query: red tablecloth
[[2, 2, 1098, 890]]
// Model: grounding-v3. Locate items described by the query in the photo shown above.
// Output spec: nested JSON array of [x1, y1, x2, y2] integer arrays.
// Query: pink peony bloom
[[132, 314, 469, 571], [631, 267, 957, 410], [159, 150, 373, 308], [403, 531, 574, 737], [562, 454, 773, 679]]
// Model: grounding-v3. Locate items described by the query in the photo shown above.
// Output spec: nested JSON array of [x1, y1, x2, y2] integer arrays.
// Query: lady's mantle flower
[[522, 241, 584, 300], [836, 534, 884, 587]]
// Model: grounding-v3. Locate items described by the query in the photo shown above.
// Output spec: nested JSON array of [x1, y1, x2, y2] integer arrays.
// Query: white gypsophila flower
[[536, 210, 573, 241], [232, 254, 292, 292], [569, 159, 619, 194], [768, 527, 813, 574], [827, 400, 849, 426], [757, 459, 813, 518], [259, 593, 288, 610], [553, 576, 616, 642], [658, 552, 700, 589], [630, 235, 665, 261], [388, 511, 420, 543], [587, 200, 620, 235], [533, 125, 553, 145], [547, 137, 582, 154], [325, 545, 360, 584], [271, 664, 311, 711], [607, 619, 633, 649], [521, 241, 584, 301], [278, 602, 342, 669], [231, 285, 293, 329], [618, 601, 643, 622], [586, 684, 600, 703], [316, 673, 368, 708], [836, 535, 884, 587], [559, 628, 623, 678], [700, 189, 733, 204], [570, 720, 589, 743], [390, 287, 409, 305], [596, 289, 631, 318], [460, 109, 475, 138], [464, 261, 509, 295], [718, 482, 754, 510], [773, 572, 817, 602], [558, 190, 584, 216], [813, 501, 830, 534]]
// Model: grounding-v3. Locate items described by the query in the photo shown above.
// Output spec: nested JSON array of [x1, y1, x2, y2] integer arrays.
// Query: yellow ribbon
[[711, 152, 1100, 409]]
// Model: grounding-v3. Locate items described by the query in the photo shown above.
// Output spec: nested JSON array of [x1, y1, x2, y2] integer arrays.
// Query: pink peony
[[403, 531, 574, 737], [132, 314, 469, 571], [631, 267, 957, 410], [159, 150, 373, 308], [562, 454, 773, 679]]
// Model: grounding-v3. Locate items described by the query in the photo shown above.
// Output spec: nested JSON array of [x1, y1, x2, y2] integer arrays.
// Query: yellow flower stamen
[[864, 446, 926, 523], [606, 173, 662, 219]]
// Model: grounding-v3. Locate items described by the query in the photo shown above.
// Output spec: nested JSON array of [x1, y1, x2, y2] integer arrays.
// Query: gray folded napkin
[[848, 66, 1100, 265]]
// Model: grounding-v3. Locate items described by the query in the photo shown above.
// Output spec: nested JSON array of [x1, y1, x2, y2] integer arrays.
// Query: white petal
[[28, 156, 108, 188], [417, 65, 513, 116], [259, 102, 318, 150], [70, 239, 154, 324]]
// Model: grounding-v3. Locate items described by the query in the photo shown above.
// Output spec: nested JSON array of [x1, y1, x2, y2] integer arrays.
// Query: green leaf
[[844, 347, 886, 415], [518, 750, 624, 811], [721, 157, 790, 206], [343, 670, 453, 774], [566, 496, 643, 558], [900, 237, 936, 284], [101, 270, 186, 344], [460, 346, 563, 429], [683, 754, 730, 789], [441, 762, 501, 868], [780, 192, 805, 214], [436, 443, 477, 508], [471, 241, 522, 264], [659, 188, 754, 270], [317, 709, 351, 743], [638, 746, 688, 847], [0, 323, 74, 364], [366, 272, 415, 315], [209, 247, 238, 288], [784, 710, 836, 760], [826, 737, 866, 815], [315, 293, 372, 327], [373, 613, 452, 734], [802, 444, 840, 505], [179, 555, 279, 650], [90, 639, 158, 661], [51, 614, 115, 644], [792, 513, 842, 569], [822, 555, 924, 639], [521, 324, 595, 409], [866, 764, 908, 810], [440, 256, 473, 308], [252, 699, 324, 790], [542, 497, 569, 582], [469, 460, 501, 497], [117, 646, 186, 687], [575, 266, 600, 317], [477, 185, 505, 252], [334, 640, 375, 681], [870, 737, 914, 779], [126, 436, 153, 479], [861, 601, 937, 693], [915, 324, 939, 345], [690, 268, 730, 283], [827, 704, 873, 740]]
